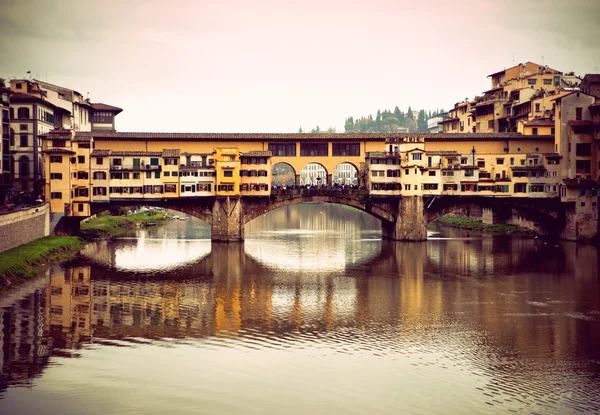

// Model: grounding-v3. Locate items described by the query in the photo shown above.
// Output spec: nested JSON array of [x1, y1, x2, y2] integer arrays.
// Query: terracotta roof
[[568, 120, 600, 127], [72, 136, 92, 142], [74, 132, 421, 141], [582, 74, 600, 83], [589, 99, 600, 108], [421, 133, 554, 142], [44, 129, 73, 140], [111, 151, 162, 157], [43, 148, 75, 154], [544, 153, 562, 159], [473, 100, 495, 108], [426, 151, 460, 156], [91, 103, 123, 114], [241, 151, 272, 157], [8, 93, 63, 111], [162, 149, 180, 158], [511, 165, 546, 171], [91, 150, 111, 157], [524, 119, 555, 126], [365, 151, 399, 158], [563, 178, 599, 188]]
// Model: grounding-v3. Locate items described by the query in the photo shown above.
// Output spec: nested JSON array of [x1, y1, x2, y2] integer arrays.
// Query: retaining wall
[[0, 204, 50, 253]]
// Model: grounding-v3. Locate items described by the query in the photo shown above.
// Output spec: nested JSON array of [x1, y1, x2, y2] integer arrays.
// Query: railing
[[271, 186, 368, 199]]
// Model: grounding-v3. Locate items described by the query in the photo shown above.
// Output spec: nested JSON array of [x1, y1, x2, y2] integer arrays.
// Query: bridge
[[42, 131, 598, 242]]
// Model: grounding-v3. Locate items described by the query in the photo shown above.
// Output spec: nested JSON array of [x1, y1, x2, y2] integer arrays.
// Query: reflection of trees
[[1, 238, 599, 403]]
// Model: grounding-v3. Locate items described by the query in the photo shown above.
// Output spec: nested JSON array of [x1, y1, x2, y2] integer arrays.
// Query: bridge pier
[[211, 197, 244, 242], [382, 196, 427, 241]]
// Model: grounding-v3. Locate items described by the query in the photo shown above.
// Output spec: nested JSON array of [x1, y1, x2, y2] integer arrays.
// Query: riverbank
[[79, 209, 170, 239], [0, 236, 85, 290], [429, 216, 539, 236]]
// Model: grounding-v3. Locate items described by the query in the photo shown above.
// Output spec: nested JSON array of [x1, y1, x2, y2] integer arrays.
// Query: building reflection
[[0, 236, 598, 395]]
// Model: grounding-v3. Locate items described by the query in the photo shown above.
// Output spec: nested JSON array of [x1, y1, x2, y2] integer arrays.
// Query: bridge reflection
[[0, 239, 598, 395]]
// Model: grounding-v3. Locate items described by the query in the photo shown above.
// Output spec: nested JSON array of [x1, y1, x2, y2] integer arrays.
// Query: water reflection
[[0, 205, 599, 414]]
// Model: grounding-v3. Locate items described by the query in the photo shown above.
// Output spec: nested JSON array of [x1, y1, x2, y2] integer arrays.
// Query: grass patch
[[79, 210, 169, 239], [432, 216, 537, 236], [0, 236, 85, 289]]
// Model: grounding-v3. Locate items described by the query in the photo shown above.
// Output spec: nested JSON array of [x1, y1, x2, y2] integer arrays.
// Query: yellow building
[[214, 147, 241, 196]]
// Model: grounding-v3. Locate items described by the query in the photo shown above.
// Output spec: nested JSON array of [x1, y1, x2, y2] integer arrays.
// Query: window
[[461, 158, 467, 165], [332, 143, 360, 156], [50, 155, 62, 163], [112, 158, 122, 166], [514, 183, 527, 193], [164, 184, 177, 193], [576, 143, 592, 156], [96, 157, 103, 164], [75, 188, 89, 197], [535, 103, 540, 112], [411, 152, 422, 161], [17, 107, 30, 119], [150, 157, 159, 166], [133, 173, 140, 179], [551, 127, 555, 135], [532, 128, 538, 135], [77, 171, 88, 179], [496, 158, 504, 165], [50, 173, 62, 180], [477, 160, 485, 168], [164, 158, 178, 165], [51, 192, 62, 199], [78, 156, 85, 163], [19, 124, 27, 131], [93, 171, 106, 180], [576, 107, 582, 120], [576, 160, 591, 173], [528, 79, 537, 85], [268, 143, 296, 156], [300, 143, 328, 156], [20, 134, 28, 147], [91, 111, 114, 124], [488, 120, 494, 130], [223, 170, 233, 177], [464, 169, 474, 177], [428, 171, 436, 176], [164, 171, 170, 177]]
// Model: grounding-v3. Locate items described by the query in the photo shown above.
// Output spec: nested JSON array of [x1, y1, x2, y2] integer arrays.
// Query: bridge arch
[[299, 162, 328, 186], [332, 162, 359, 186], [272, 162, 296, 186]]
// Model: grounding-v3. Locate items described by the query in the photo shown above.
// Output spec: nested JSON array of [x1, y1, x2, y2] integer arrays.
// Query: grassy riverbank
[[0, 236, 85, 289], [430, 216, 538, 236], [79, 209, 170, 239]]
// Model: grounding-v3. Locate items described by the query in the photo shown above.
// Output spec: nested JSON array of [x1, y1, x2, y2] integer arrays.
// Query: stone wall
[[0, 204, 50, 253]]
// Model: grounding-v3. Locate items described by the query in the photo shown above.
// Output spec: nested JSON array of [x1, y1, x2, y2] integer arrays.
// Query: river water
[[1, 204, 599, 414]]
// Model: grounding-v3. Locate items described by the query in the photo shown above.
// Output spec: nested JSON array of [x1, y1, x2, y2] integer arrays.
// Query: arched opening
[[272, 162, 296, 187], [300, 162, 328, 186], [18, 155, 30, 178], [332, 162, 358, 187]]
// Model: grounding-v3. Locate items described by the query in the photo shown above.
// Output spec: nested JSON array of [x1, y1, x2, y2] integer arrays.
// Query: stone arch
[[89, 198, 216, 225], [332, 162, 359, 186], [271, 162, 296, 187], [424, 196, 563, 236], [242, 193, 395, 226], [299, 162, 328, 186]]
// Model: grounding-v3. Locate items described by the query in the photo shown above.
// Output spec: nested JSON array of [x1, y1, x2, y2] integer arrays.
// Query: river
[[1, 203, 599, 414]]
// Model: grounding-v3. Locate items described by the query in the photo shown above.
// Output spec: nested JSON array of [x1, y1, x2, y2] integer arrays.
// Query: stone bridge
[[59, 187, 593, 242]]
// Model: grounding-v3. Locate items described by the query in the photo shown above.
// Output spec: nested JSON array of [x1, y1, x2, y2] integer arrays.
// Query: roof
[[563, 178, 599, 188], [111, 151, 163, 157], [43, 148, 76, 154], [33, 79, 83, 98], [589, 99, 600, 108], [511, 165, 547, 171], [419, 133, 555, 142], [91, 103, 123, 114], [162, 149, 180, 158], [550, 90, 597, 101], [581, 74, 600, 84], [473, 100, 495, 108], [439, 117, 460, 124], [8, 92, 63, 111], [544, 153, 562, 158], [568, 120, 600, 127], [91, 150, 111, 157], [426, 151, 460, 156], [72, 136, 92, 142], [365, 151, 399, 158], [524, 119, 555, 127], [241, 151, 272, 157], [44, 129, 73, 140]]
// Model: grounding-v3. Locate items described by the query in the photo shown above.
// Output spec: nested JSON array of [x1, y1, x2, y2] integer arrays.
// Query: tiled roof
[[241, 151, 272, 157], [162, 149, 180, 158], [365, 151, 398, 158], [111, 151, 162, 156], [91, 103, 123, 114], [568, 120, 600, 127], [426, 151, 460, 156], [43, 148, 75, 154], [524, 119, 555, 126], [563, 178, 599, 188], [421, 133, 554, 142], [44, 129, 73, 140], [439, 117, 459, 124], [511, 165, 546, 171], [473, 100, 495, 107], [91, 150, 110, 157], [544, 153, 562, 158], [9, 93, 63, 111]]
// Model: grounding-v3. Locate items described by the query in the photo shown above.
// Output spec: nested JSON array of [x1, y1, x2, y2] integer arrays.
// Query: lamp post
[[471, 146, 476, 165]]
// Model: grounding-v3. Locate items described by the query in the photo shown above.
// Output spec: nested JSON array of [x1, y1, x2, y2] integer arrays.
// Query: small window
[[576, 107, 582, 121], [50, 192, 62, 199], [19, 124, 27, 131], [412, 152, 422, 161], [96, 157, 103, 164], [50, 156, 62, 163], [78, 155, 85, 163], [535, 103, 540, 112], [543, 79, 552, 85], [532, 128, 538, 135], [223, 170, 233, 177], [528, 79, 536, 85], [496, 158, 504, 164]]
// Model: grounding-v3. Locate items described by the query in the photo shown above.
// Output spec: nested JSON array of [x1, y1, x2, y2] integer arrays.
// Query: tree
[[326, 126, 336, 133], [417, 110, 427, 132], [345, 117, 355, 132], [298, 126, 304, 133], [310, 126, 321, 133], [407, 106, 414, 120]]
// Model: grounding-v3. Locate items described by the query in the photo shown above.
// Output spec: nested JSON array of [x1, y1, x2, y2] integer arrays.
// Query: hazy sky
[[1, 0, 599, 133]]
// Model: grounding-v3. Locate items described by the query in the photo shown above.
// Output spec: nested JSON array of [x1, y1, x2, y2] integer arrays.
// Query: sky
[[1, 0, 599, 133]]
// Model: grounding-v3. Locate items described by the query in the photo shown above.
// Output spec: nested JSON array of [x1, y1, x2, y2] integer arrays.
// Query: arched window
[[17, 107, 30, 119], [18, 155, 30, 178]]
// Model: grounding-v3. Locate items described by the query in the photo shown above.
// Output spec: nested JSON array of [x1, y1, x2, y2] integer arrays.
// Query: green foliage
[[345, 105, 434, 133], [432, 216, 538, 236], [0, 236, 85, 286], [79, 210, 169, 239]]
